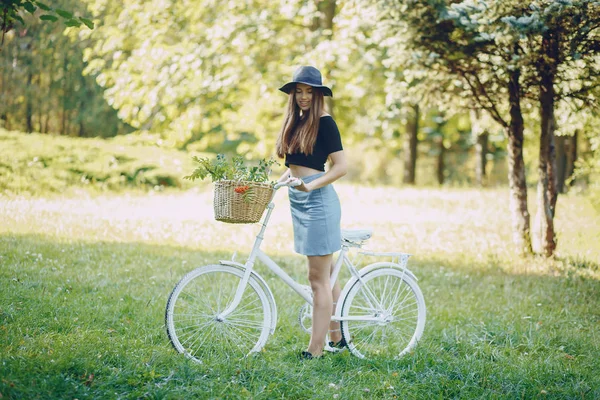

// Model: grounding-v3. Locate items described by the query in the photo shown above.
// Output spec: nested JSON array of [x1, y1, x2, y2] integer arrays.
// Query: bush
[[0, 129, 200, 195]]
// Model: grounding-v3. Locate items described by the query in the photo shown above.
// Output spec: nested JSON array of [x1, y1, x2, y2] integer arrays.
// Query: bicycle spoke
[[381, 275, 402, 309], [225, 321, 260, 340], [384, 325, 413, 344], [182, 322, 216, 354], [227, 321, 258, 352], [226, 318, 264, 330], [178, 320, 214, 344], [349, 318, 383, 328], [172, 313, 214, 323], [392, 301, 419, 319], [172, 312, 214, 318], [218, 325, 244, 356], [388, 286, 415, 311], [175, 319, 214, 335], [359, 283, 384, 310], [231, 296, 262, 315], [179, 291, 217, 315], [383, 277, 409, 310], [389, 297, 419, 317], [373, 276, 390, 306], [348, 304, 378, 313], [224, 322, 261, 349], [215, 281, 224, 313], [353, 326, 380, 348]]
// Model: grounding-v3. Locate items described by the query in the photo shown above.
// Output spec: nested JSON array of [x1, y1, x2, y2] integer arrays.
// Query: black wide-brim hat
[[278, 66, 333, 97]]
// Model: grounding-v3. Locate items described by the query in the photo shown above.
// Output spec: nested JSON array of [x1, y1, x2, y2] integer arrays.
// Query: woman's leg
[[329, 260, 342, 343], [306, 254, 333, 356]]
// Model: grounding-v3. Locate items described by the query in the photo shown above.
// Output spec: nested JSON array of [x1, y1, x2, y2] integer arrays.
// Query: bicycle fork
[[216, 201, 276, 321]]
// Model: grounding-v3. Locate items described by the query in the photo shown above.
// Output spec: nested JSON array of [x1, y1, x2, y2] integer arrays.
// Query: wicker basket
[[213, 180, 274, 224]]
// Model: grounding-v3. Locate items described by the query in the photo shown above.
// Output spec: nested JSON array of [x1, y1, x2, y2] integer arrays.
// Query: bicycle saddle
[[341, 229, 373, 243]]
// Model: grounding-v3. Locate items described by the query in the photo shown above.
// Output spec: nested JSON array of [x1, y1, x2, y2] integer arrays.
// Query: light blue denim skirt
[[288, 172, 342, 256]]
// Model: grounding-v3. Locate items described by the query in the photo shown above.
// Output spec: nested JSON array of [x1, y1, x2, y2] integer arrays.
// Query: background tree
[[4, 0, 599, 204], [0, 0, 124, 136], [1, 0, 92, 51], [373, 0, 534, 254], [469, 109, 497, 187], [373, 0, 600, 257], [515, 0, 600, 256]]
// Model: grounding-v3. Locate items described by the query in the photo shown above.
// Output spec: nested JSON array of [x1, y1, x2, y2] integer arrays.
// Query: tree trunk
[[26, 72, 33, 133], [555, 135, 566, 193], [37, 74, 45, 133], [44, 45, 56, 134], [403, 104, 419, 184], [61, 53, 68, 135], [0, 61, 5, 129], [476, 132, 489, 187], [537, 29, 559, 257], [436, 137, 445, 185], [507, 69, 532, 255], [61, 109, 66, 135], [565, 130, 578, 186]]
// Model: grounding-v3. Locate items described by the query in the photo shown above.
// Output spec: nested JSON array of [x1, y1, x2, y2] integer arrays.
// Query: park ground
[[1, 181, 599, 399]]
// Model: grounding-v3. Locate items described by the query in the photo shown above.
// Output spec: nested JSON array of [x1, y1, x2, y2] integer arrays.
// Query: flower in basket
[[233, 184, 255, 202], [184, 154, 279, 223]]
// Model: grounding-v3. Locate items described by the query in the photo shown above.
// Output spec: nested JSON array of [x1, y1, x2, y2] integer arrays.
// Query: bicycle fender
[[358, 262, 418, 282], [218, 260, 278, 335], [334, 262, 418, 319]]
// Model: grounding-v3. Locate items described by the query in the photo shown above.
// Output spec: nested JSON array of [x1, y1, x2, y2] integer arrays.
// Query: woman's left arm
[[296, 150, 347, 192]]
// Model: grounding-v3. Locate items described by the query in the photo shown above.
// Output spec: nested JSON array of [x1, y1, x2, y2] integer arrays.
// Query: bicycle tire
[[165, 264, 272, 363], [339, 267, 426, 359]]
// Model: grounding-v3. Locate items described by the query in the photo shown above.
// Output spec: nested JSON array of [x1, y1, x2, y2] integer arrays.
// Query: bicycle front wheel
[[340, 267, 426, 359], [165, 264, 271, 363]]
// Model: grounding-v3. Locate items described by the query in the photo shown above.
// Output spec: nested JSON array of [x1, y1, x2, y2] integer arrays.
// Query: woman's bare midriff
[[289, 164, 322, 178]]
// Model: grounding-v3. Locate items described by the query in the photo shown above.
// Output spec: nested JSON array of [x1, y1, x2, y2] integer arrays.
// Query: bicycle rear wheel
[[340, 267, 426, 359], [165, 264, 271, 363]]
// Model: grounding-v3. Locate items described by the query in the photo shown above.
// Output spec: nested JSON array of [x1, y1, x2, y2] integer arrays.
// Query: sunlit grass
[[2, 184, 598, 270], [1, 185, 599, 399]]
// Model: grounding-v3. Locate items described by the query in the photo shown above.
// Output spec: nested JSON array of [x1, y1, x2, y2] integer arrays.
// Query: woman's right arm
[[277, 168, 291, 183]]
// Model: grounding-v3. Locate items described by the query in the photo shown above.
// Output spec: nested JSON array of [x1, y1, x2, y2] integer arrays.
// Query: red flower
[[234, 185, 250, 194]]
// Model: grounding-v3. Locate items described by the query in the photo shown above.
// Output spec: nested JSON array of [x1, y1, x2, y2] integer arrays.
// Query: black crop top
[[285, 116, 343, 171]]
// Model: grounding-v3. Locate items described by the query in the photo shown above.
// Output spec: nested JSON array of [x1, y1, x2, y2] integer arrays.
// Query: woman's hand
[[294, 179, 311, 192], [283, 176, 311, 192]]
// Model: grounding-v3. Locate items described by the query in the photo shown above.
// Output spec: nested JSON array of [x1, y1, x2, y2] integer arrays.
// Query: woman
[[276, 66, 347, 359]]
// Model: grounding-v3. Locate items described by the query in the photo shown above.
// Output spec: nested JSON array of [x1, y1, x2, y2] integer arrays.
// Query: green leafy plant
[[1, 1, 94, 50], [184, 154, 278, 184]]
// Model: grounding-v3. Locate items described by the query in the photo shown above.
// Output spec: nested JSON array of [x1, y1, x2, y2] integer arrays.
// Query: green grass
[[1, 183, 599, 399]]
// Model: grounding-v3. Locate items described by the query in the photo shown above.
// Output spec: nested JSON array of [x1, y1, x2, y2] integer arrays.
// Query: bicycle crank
[[298, 303, 313, 334]]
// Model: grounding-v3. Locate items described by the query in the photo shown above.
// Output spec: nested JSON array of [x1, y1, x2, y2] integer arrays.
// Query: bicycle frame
[[216, 183, 392, 323]]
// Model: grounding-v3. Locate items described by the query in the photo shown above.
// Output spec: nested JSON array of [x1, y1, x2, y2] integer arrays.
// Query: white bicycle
[[165, 182, 426, 363]]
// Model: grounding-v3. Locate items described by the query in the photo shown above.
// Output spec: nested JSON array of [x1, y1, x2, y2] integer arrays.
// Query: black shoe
[[300, 351, 322, 360], [328, 337, 347, 349], [300, 351, 313, 359]]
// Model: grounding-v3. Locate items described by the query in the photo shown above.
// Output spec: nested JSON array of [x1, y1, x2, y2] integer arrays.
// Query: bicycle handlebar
[[273, 178, 303, 190]]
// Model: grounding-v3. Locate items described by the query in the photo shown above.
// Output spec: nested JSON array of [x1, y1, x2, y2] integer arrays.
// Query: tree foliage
[[1, 0, 92, 51], [2, 0, 600, 197]]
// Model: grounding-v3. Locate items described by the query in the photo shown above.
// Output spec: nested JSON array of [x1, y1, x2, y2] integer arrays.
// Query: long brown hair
[[276, 86, 325, 157]]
